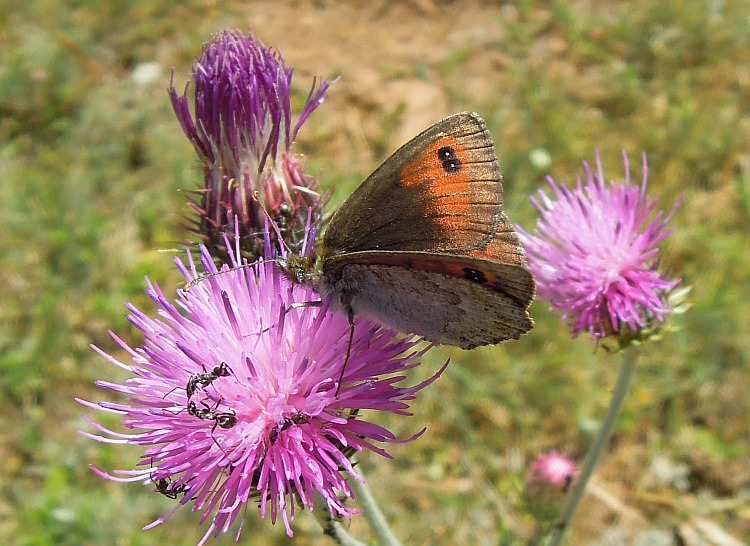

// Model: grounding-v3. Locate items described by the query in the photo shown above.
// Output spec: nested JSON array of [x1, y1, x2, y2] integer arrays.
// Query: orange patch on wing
[[466, 238, 528, 267], [398, 136, 472, 230]]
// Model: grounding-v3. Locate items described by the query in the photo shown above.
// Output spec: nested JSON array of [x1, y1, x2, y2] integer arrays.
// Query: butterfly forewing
[[322, 112, 506, 255]]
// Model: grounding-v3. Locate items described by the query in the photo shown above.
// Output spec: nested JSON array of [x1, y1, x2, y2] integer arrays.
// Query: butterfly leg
[[334, 310, 356, 397]]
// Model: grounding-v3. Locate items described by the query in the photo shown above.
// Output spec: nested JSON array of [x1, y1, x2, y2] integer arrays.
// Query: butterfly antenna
[[183, 267, 240, 291]]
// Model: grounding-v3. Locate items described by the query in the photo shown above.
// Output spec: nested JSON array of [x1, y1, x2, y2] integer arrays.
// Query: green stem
[[349, 466, 404, 546], [546, 346, 640, 546], [322, 507, 369, 546]]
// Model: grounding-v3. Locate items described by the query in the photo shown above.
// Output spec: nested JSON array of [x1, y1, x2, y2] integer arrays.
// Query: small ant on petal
[[186, 398, 239, 459], [186, 362, 233, 399], [268, 412, 310, 444], [153, 475, 190, 499]]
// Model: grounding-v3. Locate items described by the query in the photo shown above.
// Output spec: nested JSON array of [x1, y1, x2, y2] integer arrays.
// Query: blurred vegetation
[[1, 0, 748, 544]]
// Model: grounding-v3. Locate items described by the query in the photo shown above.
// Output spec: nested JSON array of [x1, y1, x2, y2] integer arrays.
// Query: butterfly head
[[277, 252, 324, 287]]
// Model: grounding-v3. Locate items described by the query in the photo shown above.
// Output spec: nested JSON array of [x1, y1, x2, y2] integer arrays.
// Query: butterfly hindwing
[[322, 251, 534, 348], [324, 251, 534, 306]]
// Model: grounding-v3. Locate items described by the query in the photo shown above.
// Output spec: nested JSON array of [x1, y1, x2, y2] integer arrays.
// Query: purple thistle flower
[[78, 240, 444, 543], [517, 152, 681, 340], [524, 450, 577, 522], [170, 29, 334, 260], [526, 450, 577, 491]]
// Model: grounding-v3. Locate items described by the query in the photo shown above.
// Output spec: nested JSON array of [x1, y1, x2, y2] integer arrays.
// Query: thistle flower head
[[170, 29, 334, 260], [518, 152, 681, 342], [526, 450, 577, 490], [78, 240, 443, 543], [524, 450, 577, 522]]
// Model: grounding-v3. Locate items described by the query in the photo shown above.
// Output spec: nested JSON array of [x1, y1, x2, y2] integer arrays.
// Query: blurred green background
[[2, 1, 748, 544]]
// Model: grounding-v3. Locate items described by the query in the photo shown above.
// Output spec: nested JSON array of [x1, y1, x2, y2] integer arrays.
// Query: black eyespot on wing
[[437, 146, 462, 173], [463, 267, 487, 284]]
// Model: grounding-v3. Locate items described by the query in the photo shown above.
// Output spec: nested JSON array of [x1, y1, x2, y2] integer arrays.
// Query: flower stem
[[349, 467, 404, 546], [545, 346, 640, 546], [322, 508, 369, 546]]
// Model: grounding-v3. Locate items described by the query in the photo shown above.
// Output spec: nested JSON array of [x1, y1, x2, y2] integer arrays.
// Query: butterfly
[[280, 112, 534, 349]]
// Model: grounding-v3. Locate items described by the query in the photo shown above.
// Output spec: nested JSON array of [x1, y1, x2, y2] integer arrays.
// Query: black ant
[[186, 362, 233, 399], [268, 412, 310, 444], [187, 399, 238, 433], [276, 201, 293, 239], [153, 475, 190, 499], [291, 412, 310, 425], [148, 458, 191, 500], [185, 398, 239, 461]]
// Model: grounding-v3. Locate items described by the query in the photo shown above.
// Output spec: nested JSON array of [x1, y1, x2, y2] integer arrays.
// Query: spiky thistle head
[[78, 238, 445, 543], [518, 151, 683, 347], [170, 29, 334, 261]]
